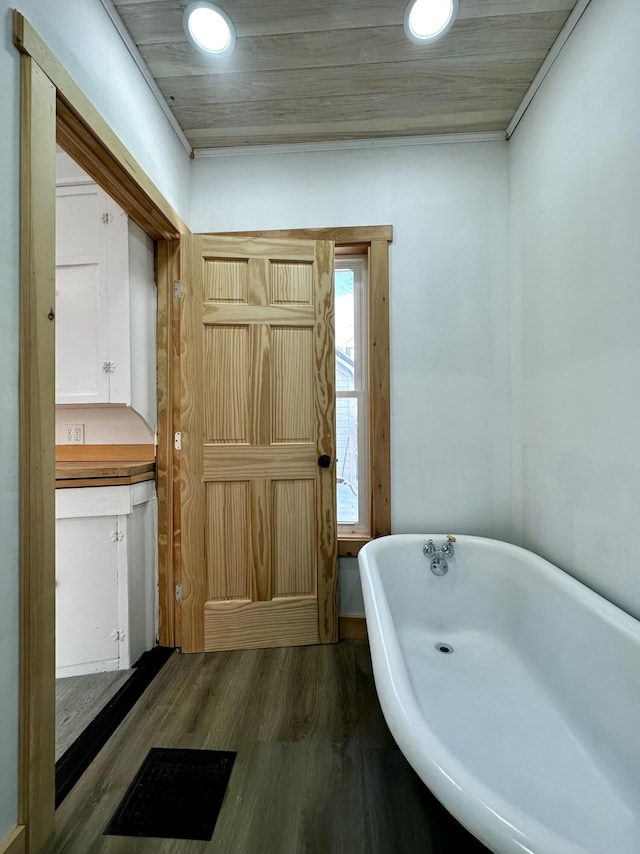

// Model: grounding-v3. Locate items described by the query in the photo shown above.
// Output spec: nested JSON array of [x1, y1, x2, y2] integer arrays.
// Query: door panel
[[205, 481, 250, 600], [271, 326, 315, 442], [272, 479, 316, 596], [180, 235, 337, 652], [203, 325, 250, 442]]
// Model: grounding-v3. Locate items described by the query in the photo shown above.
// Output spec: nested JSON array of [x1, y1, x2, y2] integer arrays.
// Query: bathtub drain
[[436, 643, 454, 654]]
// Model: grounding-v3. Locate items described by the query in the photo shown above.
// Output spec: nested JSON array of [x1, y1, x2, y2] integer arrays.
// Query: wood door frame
[[212, 227, 392, 555], [13, 13, 188, 852]]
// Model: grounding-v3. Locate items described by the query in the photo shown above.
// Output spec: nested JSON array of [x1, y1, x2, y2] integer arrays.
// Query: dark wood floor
[[56, 670, 132, 760], [49, 641, 490, 854]]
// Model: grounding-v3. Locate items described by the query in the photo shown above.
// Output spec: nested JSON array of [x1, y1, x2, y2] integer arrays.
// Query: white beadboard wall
[[509, 0, 640, 619], [0, 0, 190, 838], [190, 140, 512, 614]]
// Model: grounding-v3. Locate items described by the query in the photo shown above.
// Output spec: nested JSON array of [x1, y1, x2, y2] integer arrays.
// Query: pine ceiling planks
[[113, 0, 577, 149]]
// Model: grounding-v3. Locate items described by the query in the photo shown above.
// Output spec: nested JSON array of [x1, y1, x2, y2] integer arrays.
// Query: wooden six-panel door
[[179, 235, 337, 652]]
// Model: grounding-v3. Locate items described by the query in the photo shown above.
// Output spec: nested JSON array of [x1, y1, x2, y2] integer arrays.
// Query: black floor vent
[[104, 747, 236, 841]]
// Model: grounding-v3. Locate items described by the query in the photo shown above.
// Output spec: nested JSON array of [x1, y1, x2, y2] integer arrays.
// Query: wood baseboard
[[0, 826, 26, 854], [337, 538, 369, 557], [339, 615, 368, 640]]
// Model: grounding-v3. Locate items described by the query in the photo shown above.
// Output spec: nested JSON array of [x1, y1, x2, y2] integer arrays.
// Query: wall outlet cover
[[64, 423, 85, 444]]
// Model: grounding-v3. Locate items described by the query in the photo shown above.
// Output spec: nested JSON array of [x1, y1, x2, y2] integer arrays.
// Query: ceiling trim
[[506, 0, 593, 139], [99, 0, 193, 157], [193, 131, 506, 158]]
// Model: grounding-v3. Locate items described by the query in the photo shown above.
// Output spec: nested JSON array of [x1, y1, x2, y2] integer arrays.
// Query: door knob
[[318, 454, 332, 468]]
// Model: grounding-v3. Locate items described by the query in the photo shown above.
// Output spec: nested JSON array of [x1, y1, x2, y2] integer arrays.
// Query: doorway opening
[[53, 147, 169, 804], [17, 12, 187, 849]]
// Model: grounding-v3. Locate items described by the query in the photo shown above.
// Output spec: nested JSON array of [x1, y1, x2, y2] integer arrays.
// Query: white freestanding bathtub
[[358, 535, 640, 854]]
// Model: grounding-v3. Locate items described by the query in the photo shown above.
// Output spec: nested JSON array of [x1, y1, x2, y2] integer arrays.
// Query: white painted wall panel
[[509, 0, 640, 618]]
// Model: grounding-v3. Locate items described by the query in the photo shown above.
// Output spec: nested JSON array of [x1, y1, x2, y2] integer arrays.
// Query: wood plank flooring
[[49, 641, 490, 854], [56, 670, 133, 760]]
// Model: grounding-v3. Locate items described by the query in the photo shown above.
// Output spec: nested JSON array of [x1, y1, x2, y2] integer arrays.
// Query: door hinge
[[109, 528, 125, 543], [103, 360, 116, 374], [175, 584, 183, 603], [174, 431, 182, 451], [102, 212, 114, 225], [174, 280, 182, 299]]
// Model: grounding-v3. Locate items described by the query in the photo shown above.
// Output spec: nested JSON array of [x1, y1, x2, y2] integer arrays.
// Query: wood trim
[[15, 13, 188, 850], [179, 234, 206, 653], [55, 461, 154, 477], [55, 444, 155, 462], [335, 243, 369, 256], [337, 538, 369, 557], [369, 241, 391, 538], [54, 472, 155, 489], [55, 100, 181, 241], [314, 240, 339, 643], [156, 239, 181, 647], [0, 827, 26, 854], [339, 616, 368, 641], [13, 12, 188, 241], [212, 226, 393, 244], [171, 246, 183, 649], [18, 54, 56, 854]]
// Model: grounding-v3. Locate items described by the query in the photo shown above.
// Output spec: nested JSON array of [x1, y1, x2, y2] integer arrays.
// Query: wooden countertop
[[55, 460, 155, 489]]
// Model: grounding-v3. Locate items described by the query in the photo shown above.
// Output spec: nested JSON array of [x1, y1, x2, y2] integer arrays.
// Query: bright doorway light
[[183, 1, 236, 56], [404, 0, 458, 44]]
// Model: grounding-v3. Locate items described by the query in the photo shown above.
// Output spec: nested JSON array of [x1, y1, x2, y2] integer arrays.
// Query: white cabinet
[[55, 181, 130, 406], [55, 151, 157, 429], [55, 482, 157, 677], [128, 220, 157, 431]]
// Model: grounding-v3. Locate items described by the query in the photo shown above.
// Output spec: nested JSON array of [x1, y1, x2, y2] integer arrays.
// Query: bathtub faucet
[[424, 535, 456, 575], [442, 534, 456, 558]]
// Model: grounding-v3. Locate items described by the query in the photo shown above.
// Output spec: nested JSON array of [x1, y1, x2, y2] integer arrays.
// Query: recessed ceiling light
[[404, 0, 458, 44], [183, 1, 236, 56]]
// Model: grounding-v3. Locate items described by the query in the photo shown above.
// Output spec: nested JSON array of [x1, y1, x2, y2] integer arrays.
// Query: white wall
[[191, 140, 512, 613], [509, 0, 640, 618], [0, 0, 190, 839], [55, 407, 155, 445]]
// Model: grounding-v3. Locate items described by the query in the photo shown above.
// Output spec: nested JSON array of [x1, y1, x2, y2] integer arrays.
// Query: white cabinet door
[[55, 182, 131, 405], [55, 515, 121, 675], [126, 486, 158, 666], [55, 483, 158, 677], [56, 184, 109, 404]]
